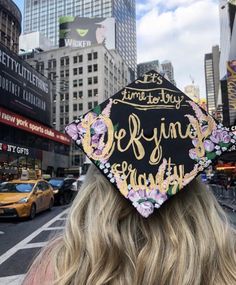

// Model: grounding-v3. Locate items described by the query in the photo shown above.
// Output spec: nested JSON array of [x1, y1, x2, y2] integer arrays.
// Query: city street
[[0, 201, 235, 285], [0, 205, 69, 285]]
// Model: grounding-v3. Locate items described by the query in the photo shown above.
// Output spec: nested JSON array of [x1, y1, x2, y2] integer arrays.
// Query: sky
[[13, 0, 220, 98]]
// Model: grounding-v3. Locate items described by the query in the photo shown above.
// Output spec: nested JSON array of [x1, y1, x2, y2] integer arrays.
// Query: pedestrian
[[23, 71, 236, 285]]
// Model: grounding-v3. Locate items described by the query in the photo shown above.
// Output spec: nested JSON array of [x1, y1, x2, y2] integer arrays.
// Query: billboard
[[0, 43, 51, 125], [59, 16, 115, 49], [227, 60, 236, 110]]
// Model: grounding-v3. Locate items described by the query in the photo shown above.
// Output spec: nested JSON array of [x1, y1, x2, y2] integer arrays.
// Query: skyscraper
[[137, 60, 161, 77], [23, 0, 136, 76], [204, 45, 220, 115], [161, 60, 176, 86]]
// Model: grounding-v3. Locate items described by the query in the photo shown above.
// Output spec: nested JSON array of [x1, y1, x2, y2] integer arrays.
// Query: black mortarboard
[[65, 71, 236, 217]]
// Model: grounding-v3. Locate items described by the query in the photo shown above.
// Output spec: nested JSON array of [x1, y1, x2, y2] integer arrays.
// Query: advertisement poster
[[0, 43, 51, 125], [59, 16, 115, 49], [227, 60, 236, 110]]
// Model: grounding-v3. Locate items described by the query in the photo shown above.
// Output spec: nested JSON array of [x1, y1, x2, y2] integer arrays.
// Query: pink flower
[[84, 112, 97, 121], [77, 122, 86, 136], [128, 189, 145, 202], [136, 201, 154, 218], [65, 123, 78, 140], [92, 119, 107, 135], [204, 139, 215, 152], [189, 148, 198, 160], [91, 134, 100, 145], [210, 129, 223, 143]]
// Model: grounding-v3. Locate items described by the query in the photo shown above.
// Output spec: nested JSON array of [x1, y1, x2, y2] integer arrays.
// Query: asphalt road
[[0, 204, 69, 284]]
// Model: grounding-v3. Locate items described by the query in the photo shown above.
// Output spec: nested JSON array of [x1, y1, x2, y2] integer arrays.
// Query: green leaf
[[206, 152, 217, 160], [114, 123, 119, 132], [219, 142, 230, 148], [93, 105, 101, 115]]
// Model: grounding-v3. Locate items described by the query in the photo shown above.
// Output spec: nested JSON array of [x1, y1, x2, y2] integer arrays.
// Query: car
[[0, 179, 54, 219], [48, 178, 76, 205], [71, 175, 86, 192]]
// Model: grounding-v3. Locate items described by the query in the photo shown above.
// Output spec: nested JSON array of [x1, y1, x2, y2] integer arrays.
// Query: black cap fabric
[[65, 71, 236, 217]]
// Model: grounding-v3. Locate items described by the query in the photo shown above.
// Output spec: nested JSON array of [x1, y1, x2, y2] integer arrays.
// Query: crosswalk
[[0, 209, 68, 285]]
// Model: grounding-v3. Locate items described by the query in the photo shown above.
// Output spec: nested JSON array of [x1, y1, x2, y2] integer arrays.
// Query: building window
[[93, 52, 98, 59], [79, 91, 83, 98], [79, 103, 83, 111], [88, 89, 92, 97], [73, 80, 78, 87], [79, 67, 83, 74], [73, 68, 78, 75], [73, 104, 77, 111], [88, 65, 92, 72], [93, 89, 98, 96], [88, 77, 92, 85], [60, 94, 64, 101], [78, 79, 83, 86], [94, 101, 98, 107], [65, 117, 69, 124], [93, 76, 98, 84], [60, 118, 64, 125], [65, 69, 69, 77], [88, 102, 93, 109], [65, 105, 69, 112], [93, 64, 98, 72], [65, 57, 69, 65], [87, 53, 92, 61], [73, 92, 77, 99], [73, 56, 77, 64], [65, 93, 69, 100], [60, 106, 64, 112], [79, 55, 83, 62]]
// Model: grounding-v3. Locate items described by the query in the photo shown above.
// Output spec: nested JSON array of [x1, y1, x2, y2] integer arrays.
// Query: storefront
[[0, 106, 70, 180]]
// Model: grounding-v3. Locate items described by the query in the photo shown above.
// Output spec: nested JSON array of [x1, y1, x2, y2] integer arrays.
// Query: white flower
[[99, 163, 105, 169], [105, 163, 110, 168], [128, 184, 132, 190], [104, 169, 108, 174], [216, 150, 222, 156], [215, 145, 220, 150], [110, 178, 115, 183]]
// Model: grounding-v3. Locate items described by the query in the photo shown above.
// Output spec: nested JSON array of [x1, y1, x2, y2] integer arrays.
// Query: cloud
[[137, 0, 219, 97]]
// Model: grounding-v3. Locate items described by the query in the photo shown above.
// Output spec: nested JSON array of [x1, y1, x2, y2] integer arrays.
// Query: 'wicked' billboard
[[0, 43, 51, 126], [59, 16, 115, 49]]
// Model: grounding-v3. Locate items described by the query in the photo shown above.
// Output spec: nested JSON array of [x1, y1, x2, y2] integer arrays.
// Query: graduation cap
[[65, 71, 236, 218]]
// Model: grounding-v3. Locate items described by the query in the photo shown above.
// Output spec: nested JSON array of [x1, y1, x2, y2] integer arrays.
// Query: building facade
[[161, 60, 176, 86], [204, 45, 220, 115], [184, 84, 200, 103], [0, 0, 22, 53], [0, 42, 70, 179], [137, 60, 161, 77], [219, 0, 236, 126], [26, 44, 130, 171], [23, 0, 137, 77]]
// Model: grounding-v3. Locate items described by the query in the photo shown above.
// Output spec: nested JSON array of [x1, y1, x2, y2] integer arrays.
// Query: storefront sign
[[0, 42, 51, 125], [0, 142, 30, 156], [0, 106, 70, 145]]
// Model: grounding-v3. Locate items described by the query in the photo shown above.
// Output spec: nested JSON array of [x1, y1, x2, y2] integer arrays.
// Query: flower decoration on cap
[[65, 71, 236, 218]]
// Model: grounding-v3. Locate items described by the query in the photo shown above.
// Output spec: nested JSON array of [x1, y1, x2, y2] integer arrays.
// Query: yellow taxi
[[0, 178, 54, 219]]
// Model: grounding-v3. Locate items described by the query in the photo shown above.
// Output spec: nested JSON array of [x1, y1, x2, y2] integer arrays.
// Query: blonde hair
[[24, 165, 236, 285]]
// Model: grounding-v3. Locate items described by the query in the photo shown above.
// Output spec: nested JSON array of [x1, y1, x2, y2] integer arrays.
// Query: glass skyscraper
[[23, 0, 137, 76]]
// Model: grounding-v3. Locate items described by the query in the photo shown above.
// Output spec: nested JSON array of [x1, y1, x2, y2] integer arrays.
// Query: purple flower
[[201, 125, 209, 135], [92, 119, 107, 135], [136, 201, 154, 218], [192, 139, 198, 147], [84, 112, 97, 121], [66, 123, 78, 140], [189, 148, 198, 160], [94, 149, 102, 155], [91, 134, 100, 145], [204, 139, 215, 152], [210, 129, 231, 144], [221, 130, 231, 143]]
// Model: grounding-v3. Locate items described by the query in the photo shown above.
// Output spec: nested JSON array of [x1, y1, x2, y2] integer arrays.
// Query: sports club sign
[[0, 106, 70, 145]]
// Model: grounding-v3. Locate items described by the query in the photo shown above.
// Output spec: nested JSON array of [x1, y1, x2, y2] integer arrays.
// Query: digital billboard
[[59, 16, 115, 49], [0, 43, 51, 125]]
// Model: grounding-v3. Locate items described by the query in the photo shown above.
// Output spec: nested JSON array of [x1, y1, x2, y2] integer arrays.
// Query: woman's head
[[47, 165, 235, 285]]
